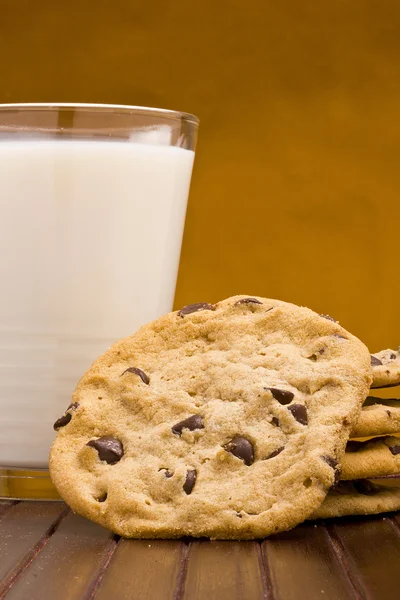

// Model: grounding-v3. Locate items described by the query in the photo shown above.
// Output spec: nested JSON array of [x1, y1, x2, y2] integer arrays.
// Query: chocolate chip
[[353, 479, 380, 495], [321, 455, 341, 486], [371, 355, 383, 366], [271, 417, 280, 427], [159, 468, 173, 478], [389, 353, 397, 360], [265, 446, 284, 459], [87, 436, 124, 464], [96, 493, 108, 502], [53, 402, 80, 430], [183, 469, 197, 494], [389, 445, 400, 456], [53, 412, 72, 430], [346, 441, 365, 452], [122, 367, 150, 384], [235, 297, 262, 305], [178, 303, 215, 317], [320, 314, 337, 322], [387, 410, 392, 418], [172, 415, 204, 436], [265, 387, 294, 405], [224, 436, 254, 466], [287, 404, 308, 425]]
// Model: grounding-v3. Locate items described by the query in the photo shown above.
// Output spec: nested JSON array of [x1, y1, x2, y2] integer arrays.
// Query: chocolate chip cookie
[[371, 348, 400, 389], [350, 396, 400, 439], [341, 436, 400, 479], [50, 295, 372, 539], [310, 477, 400, 519]]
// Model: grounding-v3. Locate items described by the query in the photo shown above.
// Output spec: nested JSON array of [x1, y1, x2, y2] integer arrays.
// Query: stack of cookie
[[49, 296, 398, 539], [312, 348, 400, 519]]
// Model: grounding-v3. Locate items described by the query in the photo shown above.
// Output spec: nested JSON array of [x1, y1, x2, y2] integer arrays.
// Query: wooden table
[[0, 501, 399, 599]]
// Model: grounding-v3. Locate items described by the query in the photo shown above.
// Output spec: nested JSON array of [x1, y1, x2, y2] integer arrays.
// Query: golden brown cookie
[[350, 396, 400, 438], [341, 436, 400, 479], [50, 295, 372, 539], [370, 348, 400, 389], [310, 477, 400, 519]]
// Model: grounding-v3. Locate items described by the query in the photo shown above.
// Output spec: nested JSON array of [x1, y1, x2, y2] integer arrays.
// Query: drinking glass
[[0, 103, 198, 499]]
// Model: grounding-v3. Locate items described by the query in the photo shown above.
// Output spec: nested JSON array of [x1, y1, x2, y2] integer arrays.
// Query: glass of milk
[[0, 103, 198, 499]]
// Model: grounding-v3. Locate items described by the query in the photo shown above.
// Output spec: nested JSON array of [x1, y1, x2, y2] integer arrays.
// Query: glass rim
[[0, 102, 199, 127]]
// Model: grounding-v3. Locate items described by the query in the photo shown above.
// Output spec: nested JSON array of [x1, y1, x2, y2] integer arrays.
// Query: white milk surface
[[0, 140, 194, 467]]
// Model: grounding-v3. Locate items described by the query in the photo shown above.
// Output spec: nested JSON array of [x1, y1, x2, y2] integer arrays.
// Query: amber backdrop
[[0, 1, 399, 351]]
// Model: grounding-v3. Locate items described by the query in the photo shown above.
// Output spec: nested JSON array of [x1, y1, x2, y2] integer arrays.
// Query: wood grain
[[183, 540, 264, 600], [0, 502, 398, 599], [0, 501, 67, 598], [94, 539, 183, 600], [3, 512, 116, 600], [327, 516, 400, 600], [262, 523, 359, 600], [0, 500, 16, 520]]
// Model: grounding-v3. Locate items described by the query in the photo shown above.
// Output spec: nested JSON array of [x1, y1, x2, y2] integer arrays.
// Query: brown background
[[1, 1, 399, 351]]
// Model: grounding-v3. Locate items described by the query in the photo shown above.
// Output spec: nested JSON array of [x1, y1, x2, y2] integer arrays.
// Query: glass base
[[0, 467, 62, 500]]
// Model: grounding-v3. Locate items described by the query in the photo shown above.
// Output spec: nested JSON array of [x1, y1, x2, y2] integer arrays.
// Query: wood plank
[[0, 501, 67, 597], [4, 512, 116, 600], [262, 523, 359, 600], [183, 540, 264, 600], [94, 539, 183, 600], [327, 516, 400, 600], [0, 500, 16, 520]]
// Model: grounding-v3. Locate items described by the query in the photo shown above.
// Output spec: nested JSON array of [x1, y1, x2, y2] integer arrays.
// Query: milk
[[0, 140, 194, 467]]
